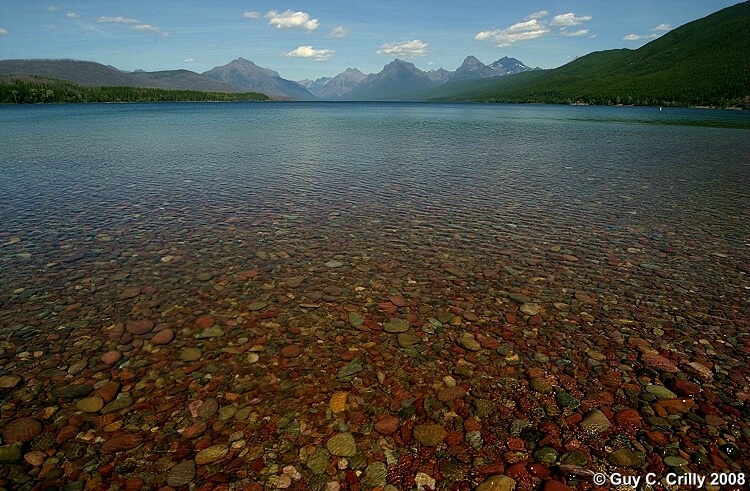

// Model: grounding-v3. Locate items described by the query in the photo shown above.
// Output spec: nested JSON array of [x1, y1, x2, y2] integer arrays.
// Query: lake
[[1, 102, 748, 488]]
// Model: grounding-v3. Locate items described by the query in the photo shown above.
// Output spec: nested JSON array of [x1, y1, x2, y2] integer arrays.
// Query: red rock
[[195, 316, 215, 329], [57, 425, 79, 443], [645, 431, 669, 447], [96, 381, 121, 403], [377, 302, 398, 315], [389, 296, 407, 307], [126, 319, 154, 335], [280, 344, 301, 358], [641, 352, 680, 373], [529, 463, 551, 479], [151, 329, 175, 345], [374, 415, 399, 435], [657, 398, 695, 414], [2, 417, 43, 443], [505, 462, 529, 480], [544, 481, 575, 491], [506, 436, 526, 452], [123, 478, 145, 491], [100, 351, 122, 365], [100, 433, 144, 454], [671, 378, 700, 398], [614, 409, 642, 429]]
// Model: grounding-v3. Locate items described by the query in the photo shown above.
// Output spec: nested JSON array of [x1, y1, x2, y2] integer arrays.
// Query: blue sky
[[0, 1, 741, 81]]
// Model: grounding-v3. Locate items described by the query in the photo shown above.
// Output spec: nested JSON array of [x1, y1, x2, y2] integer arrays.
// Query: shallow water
[[0, 102, 748, 489]]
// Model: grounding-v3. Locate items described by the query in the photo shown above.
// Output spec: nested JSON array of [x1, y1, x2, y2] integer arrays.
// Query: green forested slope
[[431, 1, 749, 107]]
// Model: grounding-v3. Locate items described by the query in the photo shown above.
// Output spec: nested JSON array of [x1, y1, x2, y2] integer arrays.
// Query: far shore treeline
[[0, 76, 269, 104]]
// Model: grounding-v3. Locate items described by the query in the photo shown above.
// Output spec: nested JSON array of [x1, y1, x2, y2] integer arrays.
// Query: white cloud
[[528, 11, 548, 20], [560, 28, 589, 37], [242, 11, 261, 19], [266, 10, 318, 31], [327, 26, 350, 38], [66, 12, 78, 19], [623, 33, 659, 41], [0, 28, 7, 36], [550, 13, 592, 27], [652, 23, 672, 31], [286, 46, 335, 61], [132, 23, 160, 33], [46, 6, 59, 12], [377, 39, 429, 57], [183, 58, 196, 63], [98, 16, 139, 24], [477, 11, 592, 47], [97, 16, 166, 36], [475, 19, 550, 47]]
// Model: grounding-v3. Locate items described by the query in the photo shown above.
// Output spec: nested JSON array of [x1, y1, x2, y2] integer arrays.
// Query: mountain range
[[0, 2, 746, 107], [0, 55, 536, 102]]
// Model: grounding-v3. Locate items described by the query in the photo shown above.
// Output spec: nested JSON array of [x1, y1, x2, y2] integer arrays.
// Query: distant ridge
[[203, 58, 315, 101], [0, 59, 247, 93], [429, 1, 750, 107]]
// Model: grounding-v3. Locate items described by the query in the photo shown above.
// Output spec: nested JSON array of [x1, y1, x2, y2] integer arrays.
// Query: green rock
[[306, 447, 329, 475], [337, 358, 364, 379], [361, 461, 387, 488], [580, 409, 611, 435], [561, 450, 588, 466], [326, 432, 357, 457], [664, 456, 688, 467], [348, 312, 365, 328], [195, 326, 224, 339], [645, 384, 677, 399], [248, 301, 268, 311], [476, 475, 516, 491], [384, 319, 410, 333], [397, 333, 421, 347], [529, 378, 552, 393], [555, 390, 581, 410], [534, 447, 558, 464], [0, 445, 22, 463], [457, 333, 481, 351], [608, 448, 645, 467], [100, 394, 134, 414]]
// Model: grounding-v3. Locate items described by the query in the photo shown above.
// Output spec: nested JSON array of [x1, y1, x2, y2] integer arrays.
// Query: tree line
[[0, 77, 270, 104]]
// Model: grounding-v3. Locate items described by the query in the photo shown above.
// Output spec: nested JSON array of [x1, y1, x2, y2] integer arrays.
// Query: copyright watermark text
[[593, 471, 745, 488]]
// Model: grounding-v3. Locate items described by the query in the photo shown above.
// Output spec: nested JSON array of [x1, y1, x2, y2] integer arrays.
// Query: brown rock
[[195, 316, 215, 329], [100, 433, 143, 454], [280, 344, 301, 358], [100, 351, 122, 365], [437, 386, 466, 402], [118, 288, 141, 300], [151, 328, 175, 345], [374, 415, 399, 435], [413, 424, 446, 447], [2, 417, 43, 444], [195, 444, 229, 465], [641, 352, 680, 373], [24, 450, 46, 466], [126, 319, 154, 335]]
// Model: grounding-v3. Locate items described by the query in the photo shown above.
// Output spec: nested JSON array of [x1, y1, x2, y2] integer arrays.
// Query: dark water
[[0, 102, 748, 488]]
